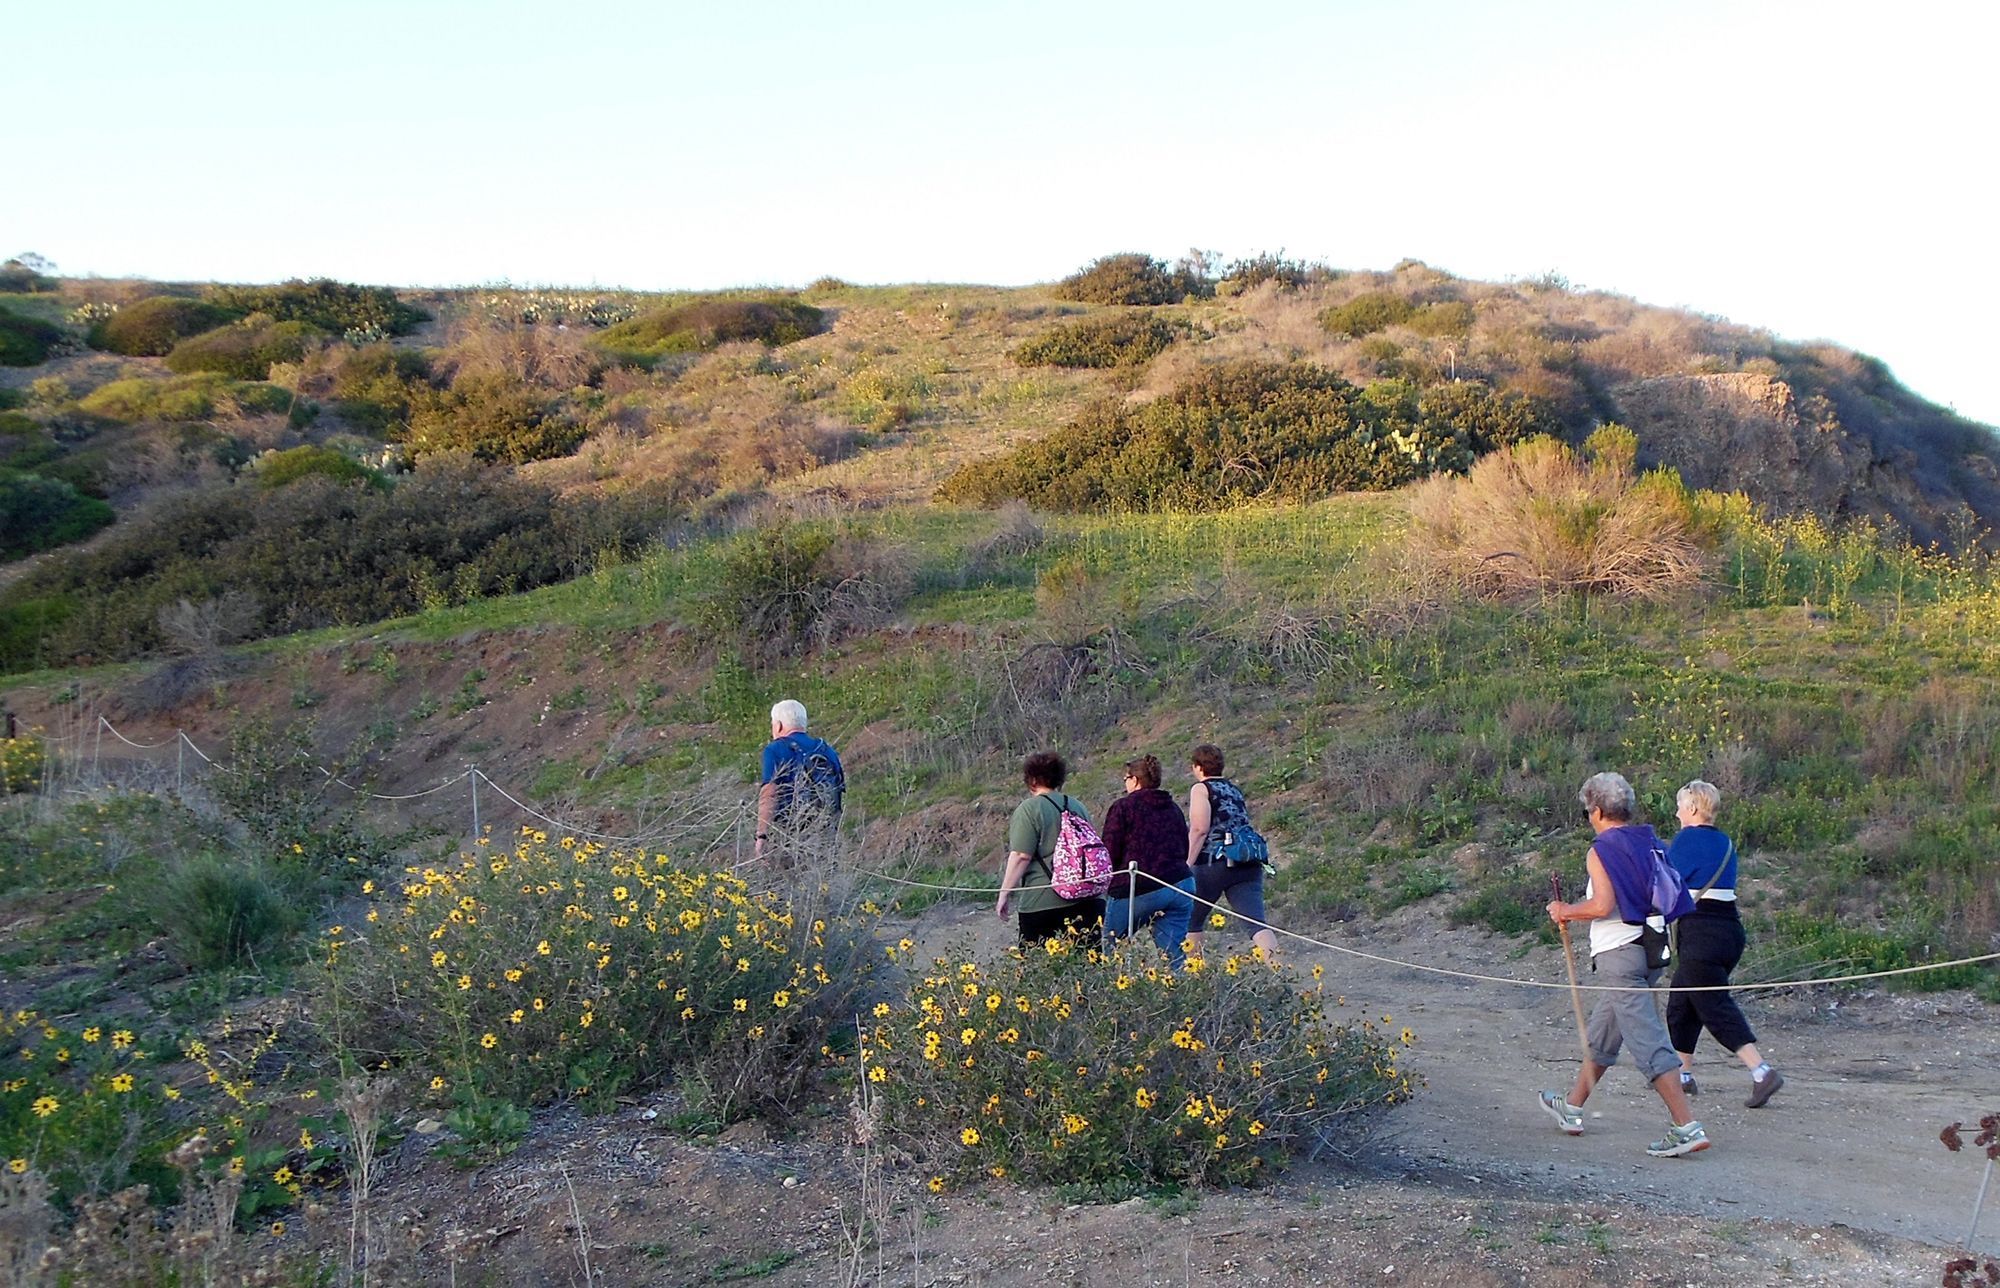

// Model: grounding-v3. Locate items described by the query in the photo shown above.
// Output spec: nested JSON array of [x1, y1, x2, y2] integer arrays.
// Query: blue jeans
[[1103, 877, 1196, 966]]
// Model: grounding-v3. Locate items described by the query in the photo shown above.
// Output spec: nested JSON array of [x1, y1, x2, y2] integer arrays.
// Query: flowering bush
[[0, 733, 41, 793], [321, 833, 877, 1121], [868, 934, 1415, 1191], [0, 1011, 181, 1206]]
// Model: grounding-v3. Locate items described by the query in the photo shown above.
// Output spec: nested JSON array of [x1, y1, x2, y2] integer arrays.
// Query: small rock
[[414, 1118, 444, 1135], [640, 1109, 658, 1122], [782, 1175, 799, 1188]]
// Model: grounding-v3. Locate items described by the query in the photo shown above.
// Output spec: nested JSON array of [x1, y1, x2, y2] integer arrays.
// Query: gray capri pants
[[1585, 943, 1681, 1081]]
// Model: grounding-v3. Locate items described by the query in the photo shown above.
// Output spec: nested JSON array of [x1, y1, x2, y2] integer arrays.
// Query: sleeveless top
[[1197, 777, 1251, 862]]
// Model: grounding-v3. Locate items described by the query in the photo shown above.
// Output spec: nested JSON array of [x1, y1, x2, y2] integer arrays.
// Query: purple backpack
[[1648, 845, 1694, 923], [1048, 802, 1113, 900]]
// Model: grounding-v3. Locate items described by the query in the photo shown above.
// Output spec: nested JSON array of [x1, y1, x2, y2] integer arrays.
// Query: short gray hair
[[1578, 771, 1635, 822], [770, 699, 809, 731], [1677, 779, 1721, 823]]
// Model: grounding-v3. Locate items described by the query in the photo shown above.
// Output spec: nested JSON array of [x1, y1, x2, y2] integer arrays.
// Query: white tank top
[[1585, 876, 1645, 957]]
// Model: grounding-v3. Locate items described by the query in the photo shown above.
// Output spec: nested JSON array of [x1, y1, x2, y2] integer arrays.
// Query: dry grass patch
[[1407, 426, 1712, 598]]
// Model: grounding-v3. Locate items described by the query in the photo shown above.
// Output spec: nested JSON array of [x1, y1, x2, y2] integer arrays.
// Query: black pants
[[1666, 908, 1757, 1055], [1017, 899, 1104, 946]]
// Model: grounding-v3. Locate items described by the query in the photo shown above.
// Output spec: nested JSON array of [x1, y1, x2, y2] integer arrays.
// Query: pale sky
[[12, 0, 1997, 425]]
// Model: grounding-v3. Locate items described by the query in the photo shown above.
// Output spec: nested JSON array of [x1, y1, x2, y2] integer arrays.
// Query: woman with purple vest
[[1539, 771, 1710, 1158], [1100, 755, 1197, 966], [1665, 779, 1782, 1107]]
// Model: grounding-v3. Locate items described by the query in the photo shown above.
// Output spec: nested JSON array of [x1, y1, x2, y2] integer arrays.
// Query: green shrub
[[1010, 311, 1185, 369], [78, 373, 293, 422], [871, 937, 1412, 1192], [595, 298, 825, 364], [1216, 253, 1321, 294], [1406, 300, 1477, 338], [938, 362, 1544, 512], [404, 371, 581, 463], [0, 258, 58, 293], [697, 522, 915, 660], [164, 316, 318, 379], [331, 343, 432, 433], [322, 848, 875, 1120], [1319, 291, 1416, 337], [1054, 253, 1207, 305], [157, 852, 301, 970], [206, 278, 427, 336], [0, 306, 64, 366], [0, 470, 115, 559], [250, 445, 377, 490], [0, 459, 665, 670], [86, 296, 241, 356]]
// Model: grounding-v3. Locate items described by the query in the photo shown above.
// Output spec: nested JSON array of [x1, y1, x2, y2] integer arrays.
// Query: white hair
[[1578, 771, 1636, 821], [1677, 779, 1721, 823], [770, 699, 809, 731]]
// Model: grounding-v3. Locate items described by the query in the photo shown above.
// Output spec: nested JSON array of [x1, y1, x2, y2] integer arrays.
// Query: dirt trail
[[909, 899, 2000, 1255]]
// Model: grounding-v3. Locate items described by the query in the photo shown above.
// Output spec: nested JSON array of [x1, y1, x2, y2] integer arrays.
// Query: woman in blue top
[[1665, 780, 1782, 1108]]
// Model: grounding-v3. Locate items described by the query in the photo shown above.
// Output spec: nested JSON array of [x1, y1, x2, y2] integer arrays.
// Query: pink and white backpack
[[1048, 800, 1113, 900]]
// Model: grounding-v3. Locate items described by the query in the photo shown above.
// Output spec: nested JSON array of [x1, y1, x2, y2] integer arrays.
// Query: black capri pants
[[1665, 904, 1758, 1055]]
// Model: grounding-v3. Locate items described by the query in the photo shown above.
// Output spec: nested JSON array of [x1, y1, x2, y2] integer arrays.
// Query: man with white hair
[[755, 699, 844, 864]]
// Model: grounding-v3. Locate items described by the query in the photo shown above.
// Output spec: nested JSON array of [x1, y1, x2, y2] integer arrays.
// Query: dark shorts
[[1193, 861, 1266, 933], [1017, 899, 1104, 946]]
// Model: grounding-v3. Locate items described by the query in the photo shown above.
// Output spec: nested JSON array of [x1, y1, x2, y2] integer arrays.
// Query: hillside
[[3, 256, 1999, 1283]]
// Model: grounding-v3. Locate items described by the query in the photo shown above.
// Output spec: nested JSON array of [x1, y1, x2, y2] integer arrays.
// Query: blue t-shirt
[[1667, 825, 1736, 897], [760, 733, 844, 814]]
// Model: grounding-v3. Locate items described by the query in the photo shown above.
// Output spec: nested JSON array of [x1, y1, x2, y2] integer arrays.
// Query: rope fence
[[13, 713, 2000, 997]]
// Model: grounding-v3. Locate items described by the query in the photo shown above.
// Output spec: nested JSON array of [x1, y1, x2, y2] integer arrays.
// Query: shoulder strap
[[1694, 838, 1734, 903]]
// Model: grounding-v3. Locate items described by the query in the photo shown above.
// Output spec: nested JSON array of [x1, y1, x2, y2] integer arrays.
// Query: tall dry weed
[[1407, 430, 1710, 598]]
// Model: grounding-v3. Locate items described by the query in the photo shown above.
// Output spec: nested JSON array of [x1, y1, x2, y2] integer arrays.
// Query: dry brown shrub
[[437, 313, 600, 390], [1407, 431, 1710, 599], [1323, 737, 1442, 815]]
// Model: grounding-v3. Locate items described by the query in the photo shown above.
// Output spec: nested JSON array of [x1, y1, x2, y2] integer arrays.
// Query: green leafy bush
[[0, 257, 58, 293], [871, 937, 1412, 1191], [1406, 300, 1477, 337], [0, 470, 115, 559], [250, 445, 378, 490], [0, 306, 64, 366], [321, 847, 875, 1120], [1216, 253, 1322, 294], [697, 522, 915, 660], [1010, 311, 1185, 369], [404, 371, 581, 463], [157, 852, 301, 970], [938, 362, 1546, 512], [330, 343, 433, 433], [164, 316, 318, 380], [86, 296, 241, 356], [206, 278, 427, 336], [1319, 291, 1416, 338], [595, 298, 825, 364], [78, 373, 293, 422], [0, 459, 665, 670], [1054, 253, 1207, 305]]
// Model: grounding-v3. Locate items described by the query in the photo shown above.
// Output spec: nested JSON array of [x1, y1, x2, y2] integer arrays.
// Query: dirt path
[[1306, 912, 2000, 1254], [905, 900, 2000, 1255]]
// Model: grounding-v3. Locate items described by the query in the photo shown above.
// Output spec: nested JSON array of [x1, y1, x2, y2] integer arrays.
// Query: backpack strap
[[1693, 838, 1735, 903]]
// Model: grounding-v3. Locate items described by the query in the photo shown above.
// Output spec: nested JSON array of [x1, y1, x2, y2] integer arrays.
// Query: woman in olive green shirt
[[995, 751, 1104, 944]]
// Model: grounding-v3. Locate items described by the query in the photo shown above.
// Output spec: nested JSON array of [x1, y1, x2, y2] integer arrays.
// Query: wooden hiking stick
[[1551, 872, 1596, 1096]]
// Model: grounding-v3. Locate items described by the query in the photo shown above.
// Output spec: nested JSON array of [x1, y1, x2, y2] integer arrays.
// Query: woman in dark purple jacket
[[1100, 755, 1197, 966]]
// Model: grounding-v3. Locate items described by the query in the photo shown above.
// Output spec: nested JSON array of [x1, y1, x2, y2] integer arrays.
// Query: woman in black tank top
[[1183, 744, 1281, 962]]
